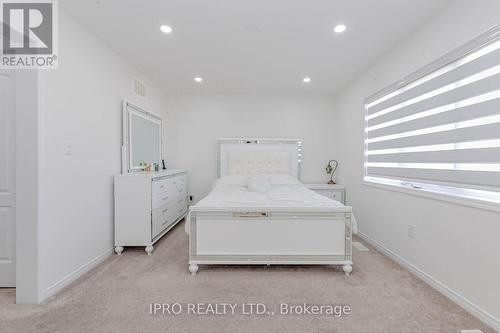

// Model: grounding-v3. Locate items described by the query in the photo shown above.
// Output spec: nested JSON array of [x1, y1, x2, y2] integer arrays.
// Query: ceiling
[[60, 0, 453, 94]]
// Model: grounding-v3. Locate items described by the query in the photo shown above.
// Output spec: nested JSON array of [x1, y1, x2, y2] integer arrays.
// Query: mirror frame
[[122, 100, 162, 173]]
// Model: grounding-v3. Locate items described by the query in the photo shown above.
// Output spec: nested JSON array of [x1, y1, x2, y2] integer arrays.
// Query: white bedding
[[197, 183, 345, 208], [185, 175, 358, 234]]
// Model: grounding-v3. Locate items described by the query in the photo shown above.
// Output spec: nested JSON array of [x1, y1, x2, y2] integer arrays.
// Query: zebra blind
[[365, 27, 500, 194]]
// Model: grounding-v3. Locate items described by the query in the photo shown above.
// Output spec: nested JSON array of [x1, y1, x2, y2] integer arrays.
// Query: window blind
[[365, 27, 500, 197]]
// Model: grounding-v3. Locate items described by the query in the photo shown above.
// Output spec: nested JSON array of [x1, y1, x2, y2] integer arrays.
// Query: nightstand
[[305, 184, 345, 204]]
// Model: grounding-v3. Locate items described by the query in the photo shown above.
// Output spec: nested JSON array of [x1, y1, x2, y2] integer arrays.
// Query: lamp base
[[327, 180, 336, 185]]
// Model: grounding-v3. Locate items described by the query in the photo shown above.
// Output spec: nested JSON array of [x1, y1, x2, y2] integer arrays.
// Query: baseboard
[[358, 232, 500, 332], [43, 248, 114, 301]]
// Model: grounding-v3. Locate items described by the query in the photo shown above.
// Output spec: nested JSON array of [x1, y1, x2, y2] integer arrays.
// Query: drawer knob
[[161, 208, 168, 213]]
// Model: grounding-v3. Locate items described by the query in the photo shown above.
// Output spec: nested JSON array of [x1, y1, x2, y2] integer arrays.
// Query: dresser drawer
[[174, 195, 187, 208], [152, 174, 187, 209], [152, 185, 186, 209], [176, 175, 187, 187], [152, 174, 186, 195], [315, 189, 344, 203], [152, 191, 175, 209], [173, 205, 187, 220], [174, 197, 188, 216], [174, 185, 187, 198], [169, 175, 186, 189], [152, 203, 176, 239], [152, 198, 187, 239]]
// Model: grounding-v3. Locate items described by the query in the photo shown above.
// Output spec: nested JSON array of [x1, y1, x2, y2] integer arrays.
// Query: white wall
[[335, 0, 500, 329], [164, 94, 337, 202], [37, 10, 170, 299]]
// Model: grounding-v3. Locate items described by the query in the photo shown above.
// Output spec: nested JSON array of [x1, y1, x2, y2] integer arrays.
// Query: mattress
[[194, 183, 346, 208], [185, 175, 358, 234]]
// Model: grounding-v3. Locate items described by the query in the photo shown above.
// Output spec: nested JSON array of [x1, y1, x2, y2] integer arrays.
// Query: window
[[364, 25, 500, 208]]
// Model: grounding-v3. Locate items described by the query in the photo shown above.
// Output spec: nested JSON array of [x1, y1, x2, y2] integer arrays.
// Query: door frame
[[14, 70, 43, 303], [0, 70, 16, 287]]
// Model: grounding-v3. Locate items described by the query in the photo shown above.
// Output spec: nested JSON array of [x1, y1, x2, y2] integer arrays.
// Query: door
[[0, 70, 15, 287]]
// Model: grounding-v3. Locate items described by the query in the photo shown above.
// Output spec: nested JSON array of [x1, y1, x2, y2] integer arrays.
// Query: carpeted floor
[[0, 221, 493, 333]]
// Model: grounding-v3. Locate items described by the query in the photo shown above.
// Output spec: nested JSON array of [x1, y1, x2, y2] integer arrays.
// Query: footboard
[[188, 207, 353, 276]]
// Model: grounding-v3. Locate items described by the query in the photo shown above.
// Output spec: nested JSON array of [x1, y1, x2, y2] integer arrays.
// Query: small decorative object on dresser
[[325, 160, 338, 184], [114, 169, 188, 255], [305, 183, 345, 205]]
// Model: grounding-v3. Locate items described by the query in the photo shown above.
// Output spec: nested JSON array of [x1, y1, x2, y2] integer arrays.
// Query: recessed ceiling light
[[334, 24, 346, 34], [160, 25, 172, 34], [194, 77, 203, 83], [303, 77, 311, 83]]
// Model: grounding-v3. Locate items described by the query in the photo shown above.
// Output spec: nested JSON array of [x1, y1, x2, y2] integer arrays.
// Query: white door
[[0, 70, 15, 287]]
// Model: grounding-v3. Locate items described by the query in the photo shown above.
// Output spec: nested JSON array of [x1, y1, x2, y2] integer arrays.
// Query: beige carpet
[[0, 221, 493, 333]]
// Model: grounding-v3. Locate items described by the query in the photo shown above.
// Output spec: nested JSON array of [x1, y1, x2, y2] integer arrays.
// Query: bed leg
[[145, 245, 154, 255], [189, 264, 199, 276], [342, 264, 352, 276], [114, 246, 124, 255]]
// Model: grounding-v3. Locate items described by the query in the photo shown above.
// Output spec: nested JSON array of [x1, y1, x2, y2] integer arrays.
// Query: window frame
[[363, 24, 500, 212]]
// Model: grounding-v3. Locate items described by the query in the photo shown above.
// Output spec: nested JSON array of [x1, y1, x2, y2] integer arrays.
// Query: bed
[[187, 138, 354, 276]]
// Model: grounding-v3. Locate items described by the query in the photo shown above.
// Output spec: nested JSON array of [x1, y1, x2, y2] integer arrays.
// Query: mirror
[[122, 101, 162, 172]]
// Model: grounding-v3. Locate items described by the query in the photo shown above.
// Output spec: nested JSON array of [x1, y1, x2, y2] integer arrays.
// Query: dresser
[[305, 184, 346, 204], [114, 170, 188, 255]]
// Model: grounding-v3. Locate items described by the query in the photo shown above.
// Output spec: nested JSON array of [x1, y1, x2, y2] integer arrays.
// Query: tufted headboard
[[217, 138, 302, 179]]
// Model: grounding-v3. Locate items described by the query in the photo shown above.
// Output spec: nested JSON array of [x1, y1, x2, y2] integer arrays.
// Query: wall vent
[[134, 79, 146, 98]]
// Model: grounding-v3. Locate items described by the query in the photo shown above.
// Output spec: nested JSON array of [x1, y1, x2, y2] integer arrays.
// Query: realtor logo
[[1, 0, 58, 69]]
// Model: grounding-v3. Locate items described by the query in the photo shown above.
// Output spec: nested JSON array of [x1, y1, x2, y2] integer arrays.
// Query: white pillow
[[247, 175, 269, 193]]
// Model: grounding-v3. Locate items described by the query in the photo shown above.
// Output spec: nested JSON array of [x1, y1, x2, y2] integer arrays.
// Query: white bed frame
[[188, 138, 353, 276]]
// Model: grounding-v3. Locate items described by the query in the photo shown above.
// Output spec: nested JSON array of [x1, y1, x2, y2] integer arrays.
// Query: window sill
[[363, 179, 500, 213]]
